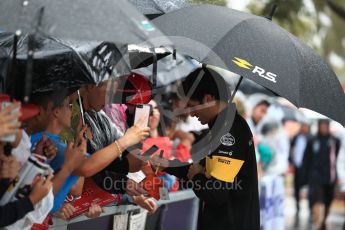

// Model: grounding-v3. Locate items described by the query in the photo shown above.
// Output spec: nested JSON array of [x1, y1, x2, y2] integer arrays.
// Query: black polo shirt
[[165, 107, 260, 230]]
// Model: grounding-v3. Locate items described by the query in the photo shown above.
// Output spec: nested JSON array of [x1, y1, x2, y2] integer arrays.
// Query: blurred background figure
[[303, 119, 341, 230], [247, 99, 270, 136], [336, 131, 345, 230], [290, 122, 312, 226]]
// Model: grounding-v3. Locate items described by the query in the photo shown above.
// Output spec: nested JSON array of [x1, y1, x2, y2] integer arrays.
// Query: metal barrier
[[50, 190, 199, 230]]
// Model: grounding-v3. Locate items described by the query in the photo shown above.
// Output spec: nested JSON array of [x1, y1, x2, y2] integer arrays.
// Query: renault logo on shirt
[[232, 57, 277, 83], [220, 133, 235, 146]]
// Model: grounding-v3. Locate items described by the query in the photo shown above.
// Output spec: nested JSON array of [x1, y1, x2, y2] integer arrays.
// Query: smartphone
[[134, 104, 152, 128], [0, 101, 19, 143], [142, 144, 159, 157], [77, 90, 85, 126]]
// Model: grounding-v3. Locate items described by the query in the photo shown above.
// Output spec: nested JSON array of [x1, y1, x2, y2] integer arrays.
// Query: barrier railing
[[50, 189, 199, 230]]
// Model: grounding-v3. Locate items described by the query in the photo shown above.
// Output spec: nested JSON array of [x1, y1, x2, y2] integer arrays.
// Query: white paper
[[128, 210, 147, 230], [113, 213, 128, 230], [127, 171, 146, 183], [159, 187, 170, 200]]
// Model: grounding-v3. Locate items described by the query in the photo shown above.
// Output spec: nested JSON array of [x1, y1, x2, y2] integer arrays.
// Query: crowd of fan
[[0, 77, 344, 230]]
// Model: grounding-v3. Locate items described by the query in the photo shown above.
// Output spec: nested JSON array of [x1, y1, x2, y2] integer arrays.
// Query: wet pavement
[[284, 176, 344, 230]]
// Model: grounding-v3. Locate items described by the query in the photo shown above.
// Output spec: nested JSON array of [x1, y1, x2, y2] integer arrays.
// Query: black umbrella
[[152, 5, 345, 126], [239, 78, 277, 96], [0, 33, 130, 99], [128, 46, 171, 69], [133, 51, 197, 87], [0, 0, 170, 47], [129, 0, 188, 20]]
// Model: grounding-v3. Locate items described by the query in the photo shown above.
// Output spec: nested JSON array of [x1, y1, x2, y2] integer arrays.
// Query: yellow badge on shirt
[[205, 156, 244, 183]]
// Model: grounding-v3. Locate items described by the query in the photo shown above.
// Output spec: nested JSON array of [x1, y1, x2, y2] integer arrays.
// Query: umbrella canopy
[[0, 33, 130, 98], [132, 52, 197, 87], [152, 5, 345, 126], [129, 0, 188, 19], [0, 0, 171, 47], [128, 45, 171, 69]]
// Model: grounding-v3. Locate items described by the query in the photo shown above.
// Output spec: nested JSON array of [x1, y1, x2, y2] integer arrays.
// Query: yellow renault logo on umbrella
[[232, 57, 253, 70], [232, 57, 278, 83]]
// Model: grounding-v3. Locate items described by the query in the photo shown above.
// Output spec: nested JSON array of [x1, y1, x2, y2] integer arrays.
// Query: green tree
[[246, 0, 345, 80]]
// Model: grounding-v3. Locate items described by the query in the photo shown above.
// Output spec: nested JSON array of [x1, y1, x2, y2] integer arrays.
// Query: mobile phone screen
[[134, 104, 152, 128]]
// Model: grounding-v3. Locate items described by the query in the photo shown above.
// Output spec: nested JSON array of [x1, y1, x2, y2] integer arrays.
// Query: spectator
[[103, 104, 128, 134], [246, 99, 270, 135], [170, 92, 208, 133], [0, 99, 54, 228], [148, 100, 161, 138], [27, 91, 88, 198], [303, 119, 341, 230], [30, 94, 102, 221], [159, 107, 194, 163], [78, 81, 149, 194], [55, 202, 103, 220], [336, 129, 345, 230], [258, 121, 289, 176], [290, 122, 312, 225], [0, 138, 52, 228], [30, 96, 89, 213]]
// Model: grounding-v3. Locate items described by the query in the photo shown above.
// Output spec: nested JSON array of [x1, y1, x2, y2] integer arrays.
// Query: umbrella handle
[[172, 48, 177, 66], [151, 48, 157, 89], [265, 4, 278, 21], [229, 76, 243, 103], [173, 49, 176, 60], [23, 7, 45, 102], [7, 34, 18, 99], [24, 34, 34, 103]]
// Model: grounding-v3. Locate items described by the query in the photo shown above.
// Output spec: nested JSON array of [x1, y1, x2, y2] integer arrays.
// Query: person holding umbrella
[[151, 67, 260, 230]]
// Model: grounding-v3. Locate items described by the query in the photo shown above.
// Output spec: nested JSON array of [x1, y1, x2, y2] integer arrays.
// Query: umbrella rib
[[279, 30, 303, 107]]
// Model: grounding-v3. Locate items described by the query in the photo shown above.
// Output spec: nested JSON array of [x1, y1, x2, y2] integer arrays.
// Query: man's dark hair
[[318, 118, 330, 125], [255, 100, 270, 108], [30, 90, 69, 110], [178, 67, 229, 103]]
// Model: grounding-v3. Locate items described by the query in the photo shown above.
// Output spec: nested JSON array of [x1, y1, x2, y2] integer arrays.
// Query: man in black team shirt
[[152, 67, 260, 230]]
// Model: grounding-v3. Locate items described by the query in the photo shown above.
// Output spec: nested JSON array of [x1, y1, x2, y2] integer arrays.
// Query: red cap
[[117, 73, 152, 105], [20, 103, 40, 121]]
